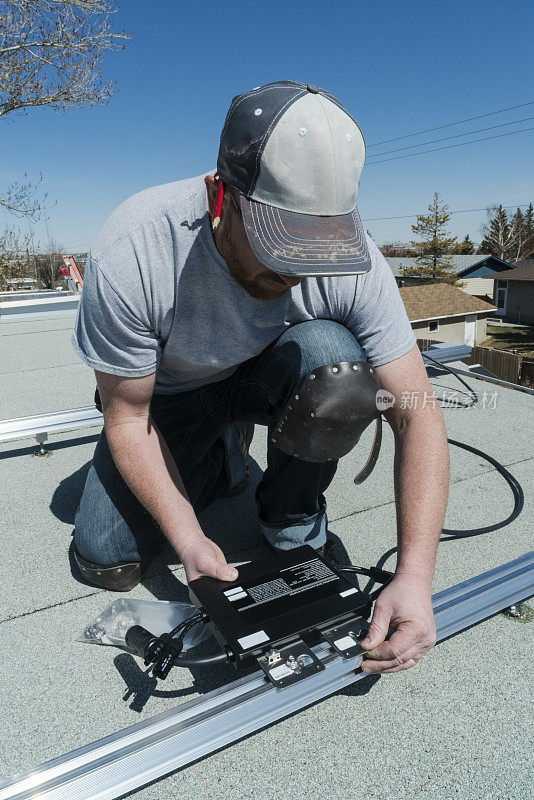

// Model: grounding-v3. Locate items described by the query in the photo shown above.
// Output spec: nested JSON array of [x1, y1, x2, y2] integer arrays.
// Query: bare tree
[[379, 242, 417, 257], [523, 203, 534, 260], [1, 172, 49, 220], [34, 233, 63, 288], [0, 226, 35, 289], [480, 205, 518, 261], [0, 0, 130, 217]]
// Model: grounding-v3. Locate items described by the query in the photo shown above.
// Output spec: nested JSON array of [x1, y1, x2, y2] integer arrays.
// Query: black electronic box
[[188, 545, 371, 672]]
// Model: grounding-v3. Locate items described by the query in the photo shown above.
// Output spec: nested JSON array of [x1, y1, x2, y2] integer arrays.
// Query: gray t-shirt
[[72, 172, 415, 394]]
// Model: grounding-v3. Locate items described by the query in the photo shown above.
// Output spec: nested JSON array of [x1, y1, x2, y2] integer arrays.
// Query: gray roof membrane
[[0, 316, 532, 800]]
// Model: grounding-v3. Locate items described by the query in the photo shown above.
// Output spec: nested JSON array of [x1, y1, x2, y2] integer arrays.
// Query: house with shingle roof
[[487, 263, 534, 324], [386, 254, 515, 300], [399, 283, 496, 346]]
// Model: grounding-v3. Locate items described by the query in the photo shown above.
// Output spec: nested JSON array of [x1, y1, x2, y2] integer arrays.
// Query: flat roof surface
[[0, 313, 533, 800]]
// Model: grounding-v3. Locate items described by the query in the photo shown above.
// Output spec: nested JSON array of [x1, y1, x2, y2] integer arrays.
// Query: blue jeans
[[73, 320, 367, 565]]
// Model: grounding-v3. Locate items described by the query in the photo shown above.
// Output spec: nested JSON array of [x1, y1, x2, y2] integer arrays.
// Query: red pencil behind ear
[[212, 180, 225, 230]]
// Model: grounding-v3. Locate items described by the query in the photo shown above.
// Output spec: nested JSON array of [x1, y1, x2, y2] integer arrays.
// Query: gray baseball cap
[[217, 80, 371, 278]]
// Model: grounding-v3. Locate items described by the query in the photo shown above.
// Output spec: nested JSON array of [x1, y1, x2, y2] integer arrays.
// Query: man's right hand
[[179, 536, 239, 584]]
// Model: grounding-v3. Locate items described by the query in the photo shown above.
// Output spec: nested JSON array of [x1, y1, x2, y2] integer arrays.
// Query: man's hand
[[179, 536, 238, 584], [360, 574, 436, 674]]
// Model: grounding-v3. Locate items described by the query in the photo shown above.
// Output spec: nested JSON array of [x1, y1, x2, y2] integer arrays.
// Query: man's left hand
[[360, 574, 436, 674]]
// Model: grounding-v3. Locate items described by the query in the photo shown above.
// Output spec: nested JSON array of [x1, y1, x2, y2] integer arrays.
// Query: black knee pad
[[271, 361, 380, 462]]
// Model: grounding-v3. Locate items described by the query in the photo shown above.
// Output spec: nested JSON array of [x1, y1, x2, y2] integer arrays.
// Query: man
[[72, 80, 448, 674]]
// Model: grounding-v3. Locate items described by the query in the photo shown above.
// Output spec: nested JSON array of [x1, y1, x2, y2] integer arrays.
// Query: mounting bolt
[[310, 412, 315, 418], [332, 366, 339, 373], [309, 374, 316, 380], [502, 602, 534, 623], [352, 365, 358, 371], [32, 432, 50, 458]]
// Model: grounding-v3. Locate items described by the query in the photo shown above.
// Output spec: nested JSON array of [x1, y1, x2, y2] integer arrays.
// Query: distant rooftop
[[385, 254, 516, 278], [399, 283, 496, 321], [487, 263, 534, 281]]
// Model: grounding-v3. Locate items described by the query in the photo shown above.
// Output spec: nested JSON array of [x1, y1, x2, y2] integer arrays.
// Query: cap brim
[[240, 197, 372, 277]]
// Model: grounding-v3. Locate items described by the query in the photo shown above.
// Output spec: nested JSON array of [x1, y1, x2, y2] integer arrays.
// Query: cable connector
[[125, 625, 184, 680]]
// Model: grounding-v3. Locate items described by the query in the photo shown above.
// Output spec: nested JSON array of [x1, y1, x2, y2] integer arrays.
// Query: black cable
[[367, 100, 534, 147], [366, 125, 534, 166], [370, 356, 524, 578], [169, 612, 203, 639], [369, 115, 534, 158], [165, 612, 230, 668], [171, 652, 229, 667], [363, 203, 532, 223], [421, 351, 478, 407], [337, 564, 394, 601], [443, 439, 524, 537]]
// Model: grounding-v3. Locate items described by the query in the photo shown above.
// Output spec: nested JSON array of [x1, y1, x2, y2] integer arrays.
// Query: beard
[[217, 225, 290, 301], [226, 258, 288, 300]]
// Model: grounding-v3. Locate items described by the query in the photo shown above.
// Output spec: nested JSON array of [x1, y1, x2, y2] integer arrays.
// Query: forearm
[[104, 415, 205, 555], [391, 407, 449, 590]]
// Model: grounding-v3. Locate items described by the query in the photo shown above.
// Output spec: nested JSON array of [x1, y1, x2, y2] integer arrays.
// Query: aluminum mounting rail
[[0, 343, 470, 453], [0, 406, 102, 450], [0, 291, 77, 302], [421, 343, 534, 396], [420, 343, 472, 364], [445, 364, 534, 397], [0, 294, 79, 322], [0, 551, 532, 800]]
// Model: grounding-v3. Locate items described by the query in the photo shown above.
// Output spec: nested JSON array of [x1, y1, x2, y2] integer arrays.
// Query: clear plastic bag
[[77, 598, 210, 651]]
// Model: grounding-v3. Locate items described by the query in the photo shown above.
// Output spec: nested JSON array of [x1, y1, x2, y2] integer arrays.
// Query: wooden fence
[[417, 339, 533, 387], [520, 359, 534, 389], [464, 346, 522, 384]]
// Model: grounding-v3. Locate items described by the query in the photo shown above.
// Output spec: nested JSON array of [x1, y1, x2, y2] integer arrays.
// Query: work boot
[[222, 422, 255, 498], [74, 550, 143, 591]]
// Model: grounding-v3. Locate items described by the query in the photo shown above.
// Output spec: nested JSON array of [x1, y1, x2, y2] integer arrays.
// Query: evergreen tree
[[480, 205, 517, 261], [455, 234, 475, 254], [399, 192, 459, 284]]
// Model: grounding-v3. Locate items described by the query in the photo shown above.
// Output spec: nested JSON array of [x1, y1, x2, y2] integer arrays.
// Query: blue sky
[[2, 0, 533, 251]]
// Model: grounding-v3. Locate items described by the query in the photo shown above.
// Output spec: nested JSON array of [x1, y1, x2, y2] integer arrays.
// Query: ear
[[205, 174, 220, 218]]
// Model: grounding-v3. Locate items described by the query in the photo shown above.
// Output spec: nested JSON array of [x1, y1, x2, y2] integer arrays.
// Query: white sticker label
[[224, 586, 244, 596], [269, 664, 293, 680], [237, 630, 269, 649], [339, 588, 358, 598], [228, 591, 247, 601], [334, 635, 357, 650]]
